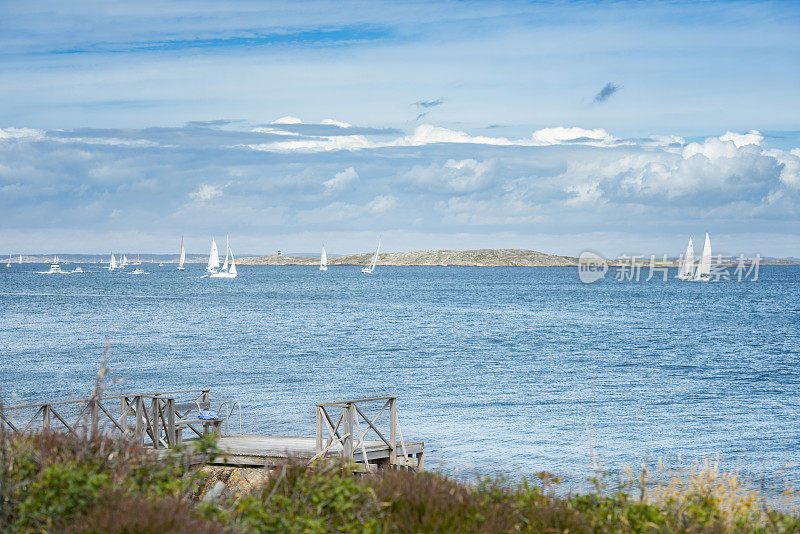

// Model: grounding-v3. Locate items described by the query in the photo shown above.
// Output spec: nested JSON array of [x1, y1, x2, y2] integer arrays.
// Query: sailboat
[[361, 238, 381, 274], [206, 237, 220, 273], [5, 253, 11, 268], [108, 252, 117, 271], [320, 244, 328, 271], [691, 233, 712, 282], [676, 237, 695, 280], [209, 236, 237, 279], [177, 236, 186, 270], [131, 255, 141, 266], [18, 253, 22, 265]]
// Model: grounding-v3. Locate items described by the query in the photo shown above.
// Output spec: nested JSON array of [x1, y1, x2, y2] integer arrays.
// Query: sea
[[1, 263, 799, 493]]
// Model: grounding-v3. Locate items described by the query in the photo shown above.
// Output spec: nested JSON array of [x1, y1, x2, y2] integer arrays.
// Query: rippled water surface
[[2, 264, 799, 490]]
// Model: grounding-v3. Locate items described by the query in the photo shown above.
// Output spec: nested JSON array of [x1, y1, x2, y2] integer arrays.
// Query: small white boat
[[158, 262, 164, 267], [209, 235, 237, 279], [131, 267, 146, 275], [131, 255, 141, 265], [320, 243, 328, 271], [361, 238, 381, 274], [177, 236, 186, 270], [118, 254, 128, 269], [107, 252, 117, 271], [690, 233, 713, 282], [676, 237, 695, 280], [206, 237, 220, 274], [72, 266, 83, 273], [18, 253, 22, 265], [5, 253, 11, 268]]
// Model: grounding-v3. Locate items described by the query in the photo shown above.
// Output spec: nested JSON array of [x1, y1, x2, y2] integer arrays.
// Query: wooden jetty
[[0, 390, 423, 472]]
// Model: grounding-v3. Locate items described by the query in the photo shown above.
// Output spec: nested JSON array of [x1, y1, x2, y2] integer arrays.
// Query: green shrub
[[234, 461, 383, 533]]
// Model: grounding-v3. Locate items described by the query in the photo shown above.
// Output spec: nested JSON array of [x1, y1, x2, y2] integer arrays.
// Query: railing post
[[315, 406, 322, 454], [166, 398, 176, 446], [343, 404, 354, 460], [42, 404, 50, 431], [90, 397, 99, 439], [389, 397, 397, 464], [134, 396, 145, 444], [151, 398, 160, 448]]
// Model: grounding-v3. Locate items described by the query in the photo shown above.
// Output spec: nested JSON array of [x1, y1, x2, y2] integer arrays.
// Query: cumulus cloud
[[324, 167, 360, 193], [247, 124, 619, 152], [321, 118, 352, 128], [2, 121, 799, 253], [593, 82, 620, 103], [189, 184, 223, 202], [270, 116, 302, 124], [402, 159, 495, 194]]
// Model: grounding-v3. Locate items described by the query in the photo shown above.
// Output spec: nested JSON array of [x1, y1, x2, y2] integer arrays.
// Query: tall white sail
[[677, 237, 695, 279], [362, 238, 381, 273], [320, 244, 328, 271], [209, 240, 237, 278], [18, 253, 22, 264], [6, 253, 11, 267], [109, 252, 117, 270], [207, 237, 220, 271], [178, 236, 186, 270], [122, 254, 128, 266], [693, 233, 712, 280], [229, 248, 237, 276], [221, 235, 230, 272]]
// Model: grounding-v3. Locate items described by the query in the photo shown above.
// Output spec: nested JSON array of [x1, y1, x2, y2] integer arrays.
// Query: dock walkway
[[1, 390, 423, 472]]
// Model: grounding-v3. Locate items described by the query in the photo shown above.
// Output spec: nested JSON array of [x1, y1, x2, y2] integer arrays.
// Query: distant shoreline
[[10, 249, 800, 267]]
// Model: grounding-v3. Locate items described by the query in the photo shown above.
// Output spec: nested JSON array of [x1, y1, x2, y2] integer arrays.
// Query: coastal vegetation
[[238, 248, 580, 267], [2, 430, 799, 533]]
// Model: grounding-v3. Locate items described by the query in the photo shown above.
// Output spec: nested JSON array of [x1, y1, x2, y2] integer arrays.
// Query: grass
[[2, 428, 800, 533]]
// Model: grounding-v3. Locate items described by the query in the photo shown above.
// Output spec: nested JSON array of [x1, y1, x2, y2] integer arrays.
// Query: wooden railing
[[0, 389, 229, 449], [313, 396, 412, 471]]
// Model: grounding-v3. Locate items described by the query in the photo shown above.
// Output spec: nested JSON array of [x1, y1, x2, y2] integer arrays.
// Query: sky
[[1, 0, 799, 257]]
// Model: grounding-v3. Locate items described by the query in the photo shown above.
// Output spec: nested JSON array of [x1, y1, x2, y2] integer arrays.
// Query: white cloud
[[0, 127, 45, 140], [247, 123, 621, 153], [402, 158, 495, 193], [321, 118, 352, 128], [296, 195, 397, 223], [270, 116, 303, 124], [529, 126, 615, 146], [253, 135, 373, 152], [189, 184, 223, 202], [366, 195, 397, 213], [324, 167, 360, 193]]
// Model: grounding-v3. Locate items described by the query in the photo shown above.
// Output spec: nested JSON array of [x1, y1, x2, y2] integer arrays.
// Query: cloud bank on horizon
[[1, 119, 799, 256]]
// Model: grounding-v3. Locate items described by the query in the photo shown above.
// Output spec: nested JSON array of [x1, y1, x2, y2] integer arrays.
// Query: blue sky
[[1, 0, 799, 256]]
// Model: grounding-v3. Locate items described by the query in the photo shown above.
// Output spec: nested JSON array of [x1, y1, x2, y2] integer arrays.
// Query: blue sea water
[[1, 263, 799, 492]]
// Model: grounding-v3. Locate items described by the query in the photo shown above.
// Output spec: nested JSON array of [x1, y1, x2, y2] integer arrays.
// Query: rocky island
[[237, 248, 580, 267]]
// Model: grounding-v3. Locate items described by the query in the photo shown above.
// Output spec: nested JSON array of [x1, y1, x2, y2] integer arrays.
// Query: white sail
[[6, 253, 11, 267], [221, 235, 230, 272], [18, 253, 22, 264], [122, 254, 128, 266], [178, 236, 186, 269], [109, 252, 117, 270], [677, 237, 695, 279], [693, 233, 712, 280], [362, 238, 381, 273], [229, 247, 237, 275], [320, 244, 328, 271], [209, 241, 237, 278], [207, 237, 220, 271]]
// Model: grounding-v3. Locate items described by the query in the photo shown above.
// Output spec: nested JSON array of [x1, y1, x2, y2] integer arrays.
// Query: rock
[[202, 481, 226, 503]]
